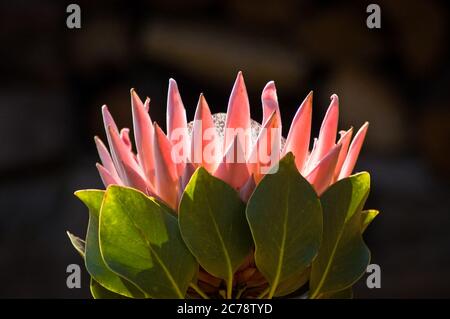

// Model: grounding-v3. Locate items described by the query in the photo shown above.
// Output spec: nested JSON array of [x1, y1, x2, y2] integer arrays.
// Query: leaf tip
[[353, 171, 371, 188], [73, 190, 83, 199]]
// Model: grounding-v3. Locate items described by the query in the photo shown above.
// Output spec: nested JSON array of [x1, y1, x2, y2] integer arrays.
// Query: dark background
[[0, 0, 449, 298]]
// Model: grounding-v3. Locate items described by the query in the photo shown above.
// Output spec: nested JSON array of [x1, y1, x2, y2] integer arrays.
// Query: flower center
[[187, 112, 286, 149]]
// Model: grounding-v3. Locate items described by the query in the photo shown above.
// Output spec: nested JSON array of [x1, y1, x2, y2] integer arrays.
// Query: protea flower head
[[95, 71, 368, 211], [69, 71, 376, 300]]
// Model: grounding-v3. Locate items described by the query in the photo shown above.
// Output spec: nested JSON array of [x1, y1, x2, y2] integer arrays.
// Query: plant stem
[[267, 284, 279, 299], [226, 277, 233, 299], [309, 290, 320, 299], [257, 287, 270, 299], [219, 289, 226, 299], [189, 283, 209, 299]]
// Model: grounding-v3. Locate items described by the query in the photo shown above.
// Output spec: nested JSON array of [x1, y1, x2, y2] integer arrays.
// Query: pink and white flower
[[95, 72, 368, 210]]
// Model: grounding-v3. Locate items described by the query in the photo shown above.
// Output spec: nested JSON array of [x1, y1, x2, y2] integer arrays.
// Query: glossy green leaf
[[75, 189, 144, 298], [275, 267, 310, 297], [246, 153, 322, 298], [90, 278, 128, 299], [309, 172, 371, 298], [99, 185, 197, 299], [361, 209, 379, 233], [66, 231, 85, 258], [179, 167, 252, 298]]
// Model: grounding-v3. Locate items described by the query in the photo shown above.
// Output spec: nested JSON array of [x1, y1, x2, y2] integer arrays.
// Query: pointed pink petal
[[247, 111, 281, 183], [131, 89, 155, 184], [122, 161, 156, 197], [108, 125, 143, 182], [338, 122, 369, 179], [102, 105, 119, 134], [144, 97, 150, 112], [166, 79, 188, 141], [120, 128, 132, 151], [333, 128, 353, 182], [96, 163, 122, 187], [122, 131, 139, 165], [308, 94, 339, 171], [262, 81, 281, 127], [94, 136, 120, 181], [306, 143, 342, 195], [153, 123, 179, 210], [190, 94, 221, 173], [214, 135, 249, 190], [239, 175, 256, 202], [224, 71, 251, 156], [101, 105, 122, 175], [166, 79, 188, 176], [101, 105, 142, 181], [283, 91, 313, 173]]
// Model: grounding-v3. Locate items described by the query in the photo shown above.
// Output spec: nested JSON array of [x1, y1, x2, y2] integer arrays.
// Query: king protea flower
[[94, 72, 368, 211]]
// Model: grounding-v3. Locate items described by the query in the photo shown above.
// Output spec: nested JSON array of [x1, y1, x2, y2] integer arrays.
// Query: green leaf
[[246, 153, 322, 298], [319, 287, 353, 299], [361, 209, 379, 233], [66, 231, 85, 258], [99, 185, 197, 299], [90, 278, 128, 299], [179, 167, 253, 299], [309, 172, 371, 299], [75, 189, 144, 298], [275, 267, 310, 297]]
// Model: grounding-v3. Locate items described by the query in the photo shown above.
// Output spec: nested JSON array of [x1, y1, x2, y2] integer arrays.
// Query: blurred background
[[0, 0, 449, 298]]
